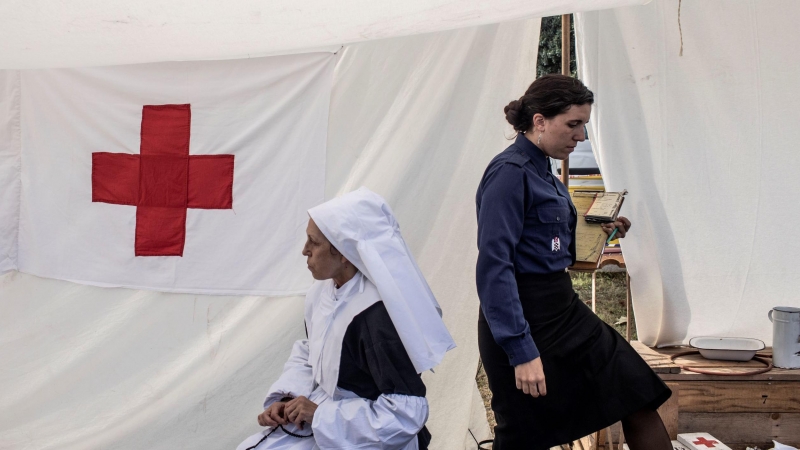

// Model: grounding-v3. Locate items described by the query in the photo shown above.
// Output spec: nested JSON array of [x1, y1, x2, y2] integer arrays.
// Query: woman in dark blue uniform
[[476, 74, 673, 450]]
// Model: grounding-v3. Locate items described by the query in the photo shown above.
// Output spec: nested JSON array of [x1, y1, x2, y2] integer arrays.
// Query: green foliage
[[538, 15, 577, 78]]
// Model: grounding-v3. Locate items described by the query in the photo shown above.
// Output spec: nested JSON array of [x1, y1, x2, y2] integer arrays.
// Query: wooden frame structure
[[560, 13, 571, 188]]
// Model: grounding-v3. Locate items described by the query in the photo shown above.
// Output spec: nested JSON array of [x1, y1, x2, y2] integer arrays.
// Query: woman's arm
[[601, 216, 632, 238], [311, 394, 428, 449], [476, 163, 540, 366], [262, 339, 315, 409]]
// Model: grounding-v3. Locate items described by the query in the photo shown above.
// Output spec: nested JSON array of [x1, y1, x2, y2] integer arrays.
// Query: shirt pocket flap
[[536, 207, 570, 224]]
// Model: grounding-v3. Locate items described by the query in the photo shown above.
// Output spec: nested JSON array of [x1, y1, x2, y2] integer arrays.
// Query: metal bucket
[[768, 306, 800, 369]]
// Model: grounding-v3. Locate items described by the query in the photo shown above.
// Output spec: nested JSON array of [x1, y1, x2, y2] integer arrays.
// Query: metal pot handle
[[768, 309, 773, 323]]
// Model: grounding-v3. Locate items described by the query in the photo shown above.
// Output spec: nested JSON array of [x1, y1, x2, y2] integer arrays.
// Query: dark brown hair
[[504, 74, 594, 133]]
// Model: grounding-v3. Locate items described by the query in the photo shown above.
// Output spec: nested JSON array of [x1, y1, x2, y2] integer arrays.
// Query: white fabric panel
[[0, 71, 20, 274], [0, 270, 307, 450], [575, 0, 800, 346], [16, 53, 333, 295], [0, 0, 640, 69], [0, 18, 540, 450], [325, 18, 540, 448]]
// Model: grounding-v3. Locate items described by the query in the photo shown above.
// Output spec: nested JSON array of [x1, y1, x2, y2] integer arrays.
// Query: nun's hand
[[601, 216, 631, 239], [258, 401, 288, 427], [514, 357, 547, 398], [284, 396, 318, 430]]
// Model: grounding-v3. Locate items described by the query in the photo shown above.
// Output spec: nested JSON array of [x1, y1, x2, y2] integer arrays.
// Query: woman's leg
[[621, 407, 672, 450]]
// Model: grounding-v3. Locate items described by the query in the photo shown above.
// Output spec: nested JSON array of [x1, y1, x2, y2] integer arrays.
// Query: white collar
[[306, 273, 380, 398], [332, 271, 365, 301]]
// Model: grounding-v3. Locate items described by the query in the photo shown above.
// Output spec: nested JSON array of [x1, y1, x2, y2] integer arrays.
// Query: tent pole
[[560, 14, 571, 187]]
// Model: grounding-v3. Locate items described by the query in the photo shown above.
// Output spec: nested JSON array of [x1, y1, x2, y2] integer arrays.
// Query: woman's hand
[[601, 216, 631, 239], [284, 396, 318, 430], [258, 401, 289, 427], [514, 357, 547, 398]]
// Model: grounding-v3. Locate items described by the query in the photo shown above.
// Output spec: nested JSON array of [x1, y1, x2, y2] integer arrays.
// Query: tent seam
[[11, 70, 21, 271], [727, 0, 762, 333]]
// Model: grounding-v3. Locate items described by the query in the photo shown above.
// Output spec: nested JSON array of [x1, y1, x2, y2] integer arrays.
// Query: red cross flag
[[16, 54, 334, 294], [92, 104, 234, 256]]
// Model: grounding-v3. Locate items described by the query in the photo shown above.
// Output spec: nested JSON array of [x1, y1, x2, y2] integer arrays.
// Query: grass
[[477, 271, 635, 431]]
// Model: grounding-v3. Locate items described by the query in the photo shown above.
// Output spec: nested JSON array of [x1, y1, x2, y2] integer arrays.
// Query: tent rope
[[244, 425, 314, 450], [678, 0, 684, 56]]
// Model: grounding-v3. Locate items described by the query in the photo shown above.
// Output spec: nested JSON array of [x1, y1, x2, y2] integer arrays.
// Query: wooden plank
[[657, 382, 680, 439], [599, 253, 626, 269], [625, 273, 631, 341], [597, 427, 608, 449], [659, 371, 800, 381], [726, 444, 790, 450], [574, 435, 593, 450], [559, 12, 571, 187], [586, 431, 599, 450], [635, 345, 800, 380], [678, 412, 800, 446], [630, 341, 680, 373], [678, 381, 800, 412], [570, 261, 601, 272], [607, 422, 622, 448]]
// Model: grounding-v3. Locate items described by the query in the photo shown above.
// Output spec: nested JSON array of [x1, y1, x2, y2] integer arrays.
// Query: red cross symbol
[[92, 104, 234, 256], [692, 437, 719, 448]]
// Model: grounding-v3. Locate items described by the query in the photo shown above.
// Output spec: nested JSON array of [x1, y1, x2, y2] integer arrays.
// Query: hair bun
[[504, 99, 523, 129]]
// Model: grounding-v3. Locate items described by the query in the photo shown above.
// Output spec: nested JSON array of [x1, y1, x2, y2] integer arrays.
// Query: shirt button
[[557, 216, 560, 221]]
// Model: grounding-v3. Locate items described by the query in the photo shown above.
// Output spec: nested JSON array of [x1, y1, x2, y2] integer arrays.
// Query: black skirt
[[478, 271, 671, 450]]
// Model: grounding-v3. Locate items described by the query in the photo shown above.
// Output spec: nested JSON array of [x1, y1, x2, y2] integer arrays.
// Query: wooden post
[[561, 14, 571, 77], [560, 14, 571, 187], [626, 273, 632, 342]]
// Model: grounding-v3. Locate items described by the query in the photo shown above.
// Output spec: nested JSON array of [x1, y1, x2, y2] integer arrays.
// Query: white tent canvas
[[4, 0, 798, 448], [576, 0, 800, 346], [0, 17, 545, 450], [0, 0, 644, 69]]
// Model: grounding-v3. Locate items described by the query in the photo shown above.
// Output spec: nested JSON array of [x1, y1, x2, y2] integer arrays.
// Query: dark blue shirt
[[475, 133, 577, 365]]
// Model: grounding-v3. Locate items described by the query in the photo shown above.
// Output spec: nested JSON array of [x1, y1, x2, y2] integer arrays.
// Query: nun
[[236, 187, 456, 450]]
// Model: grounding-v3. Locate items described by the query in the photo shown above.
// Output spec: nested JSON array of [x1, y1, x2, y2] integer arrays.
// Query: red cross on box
[[92, 104, 234, 256], [692, 437, 719, 448]]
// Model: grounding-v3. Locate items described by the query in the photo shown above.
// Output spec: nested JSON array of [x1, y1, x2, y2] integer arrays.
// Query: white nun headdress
[[308, 187, 456, 374]]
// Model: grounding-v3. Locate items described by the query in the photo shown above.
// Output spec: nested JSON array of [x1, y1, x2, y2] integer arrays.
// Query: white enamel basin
[[689, 336, 766, 362]]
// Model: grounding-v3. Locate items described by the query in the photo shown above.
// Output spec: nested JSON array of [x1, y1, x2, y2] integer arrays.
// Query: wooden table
[[632, 342, 800, 450], [561, 257, 798, 449]]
